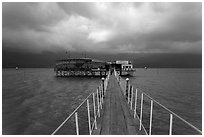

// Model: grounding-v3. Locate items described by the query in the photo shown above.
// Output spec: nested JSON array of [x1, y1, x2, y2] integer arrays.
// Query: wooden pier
[[51, 70, 202, 135], [93, 74, 146, 135]]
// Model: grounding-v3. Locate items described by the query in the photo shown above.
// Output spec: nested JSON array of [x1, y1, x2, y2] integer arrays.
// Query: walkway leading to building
[[51, 71, 202, 135], [93, 74, 146, 135]]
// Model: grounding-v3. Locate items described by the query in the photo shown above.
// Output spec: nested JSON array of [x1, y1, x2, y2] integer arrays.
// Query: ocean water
[[2, 68, 101, 135], [128, 68, 202, 135], [2, 68, 202, 135]]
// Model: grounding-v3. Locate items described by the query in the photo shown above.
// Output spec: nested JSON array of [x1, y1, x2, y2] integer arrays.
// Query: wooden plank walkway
[[93, 74, 146, 135]]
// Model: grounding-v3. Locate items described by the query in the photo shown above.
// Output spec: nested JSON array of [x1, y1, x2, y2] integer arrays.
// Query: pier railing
[[114, 70, 202, 135], [51, 71, 110, 135]]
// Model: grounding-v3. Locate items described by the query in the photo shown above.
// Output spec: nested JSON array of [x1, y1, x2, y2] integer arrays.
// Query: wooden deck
[[93, 74, 146, 135]]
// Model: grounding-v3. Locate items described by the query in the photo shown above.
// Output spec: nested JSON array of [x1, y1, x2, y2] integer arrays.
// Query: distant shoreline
[[2, 67, 202, 69]]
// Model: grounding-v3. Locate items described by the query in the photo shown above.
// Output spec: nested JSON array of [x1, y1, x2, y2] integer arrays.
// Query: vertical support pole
[[101, 84, 104, 103], [104, 77, 108, 92], [106, 78, 107, 91], [99, 86, 102, 107], [99, 86, 101, 104], [96, 89, 100, 117], [99, 86, 102, 109], [104, 79, 106, 95], [102, 77, 105, 96], [105, 78, 108, 94], [128, 86, 131, 104], [92, 93, 97, 129], [149, 100, 153, 135], [75, 112, 79, 135], [130, 86, 134, 110], [139, 93, 143, 130], [98, 85, 101, 107], [87, 100, 91, 135], [169, 114, 173, 135], [134, 89, 138, 118], [126, 78, 129, 96]]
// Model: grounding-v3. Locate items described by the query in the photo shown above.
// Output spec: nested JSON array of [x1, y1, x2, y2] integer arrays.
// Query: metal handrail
[[51, 93, 92, 135], [141, 90, 202, 134], [51, 71, 110, 135], [115, 74, 202, 135]]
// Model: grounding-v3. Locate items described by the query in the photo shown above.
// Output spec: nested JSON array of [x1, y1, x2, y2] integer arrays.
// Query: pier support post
[[126, 78, 129, 96], [75, 112, 79, 135], [102, 78, 105, 96], [169, 114, 173, 135], [139, 93, 143, 130], [87, 100, 91, 135], [134, 89, 138, 118], [130, 86, 134, 110], [92, 93, 97, 129], [128, 85, 131, 104], [149, 100, 153, 135], [96, 89, 100, 117]]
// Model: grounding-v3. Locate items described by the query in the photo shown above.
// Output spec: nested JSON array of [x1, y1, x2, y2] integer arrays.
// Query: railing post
[[87, 100, 91, 135], [99, 86, 103, 108], [96, 89, 100, 117], [106, 77, 108, 92], [106, 78, 108, 92], [128, 85, 131, 104], [99, 86, 102, 109], [130, 86, 134, 110], [75, 112, 79, 135], [139, 93, 143, 130], [126, 78, 129, 96], [149, 100, 153, 135], [169, 114, 173, 135], [134, 89, 138, 118], [101, 84, 104, 104], [99, 87, 101, 107], [92, 93, 97, 129], [104, 79, 107, 95], [102, 77, 105, 96]]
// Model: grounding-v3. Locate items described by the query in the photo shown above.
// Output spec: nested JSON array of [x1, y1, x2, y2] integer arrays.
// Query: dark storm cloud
[[2, 3, 66, 31], [2, 2, 202, 54], [104, 2, 202, 53]]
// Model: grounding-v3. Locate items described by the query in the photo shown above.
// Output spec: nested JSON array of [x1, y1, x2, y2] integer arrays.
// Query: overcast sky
[[2, 2, 202, 54]]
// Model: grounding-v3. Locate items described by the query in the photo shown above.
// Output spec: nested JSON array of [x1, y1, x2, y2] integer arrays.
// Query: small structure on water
[[112, 60, 135, 76], [54, 58, 135, 77], [54, 58, 109, 77]]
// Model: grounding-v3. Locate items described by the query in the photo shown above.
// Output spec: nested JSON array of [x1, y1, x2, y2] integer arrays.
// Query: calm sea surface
[[2, 68, 202, 135]]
